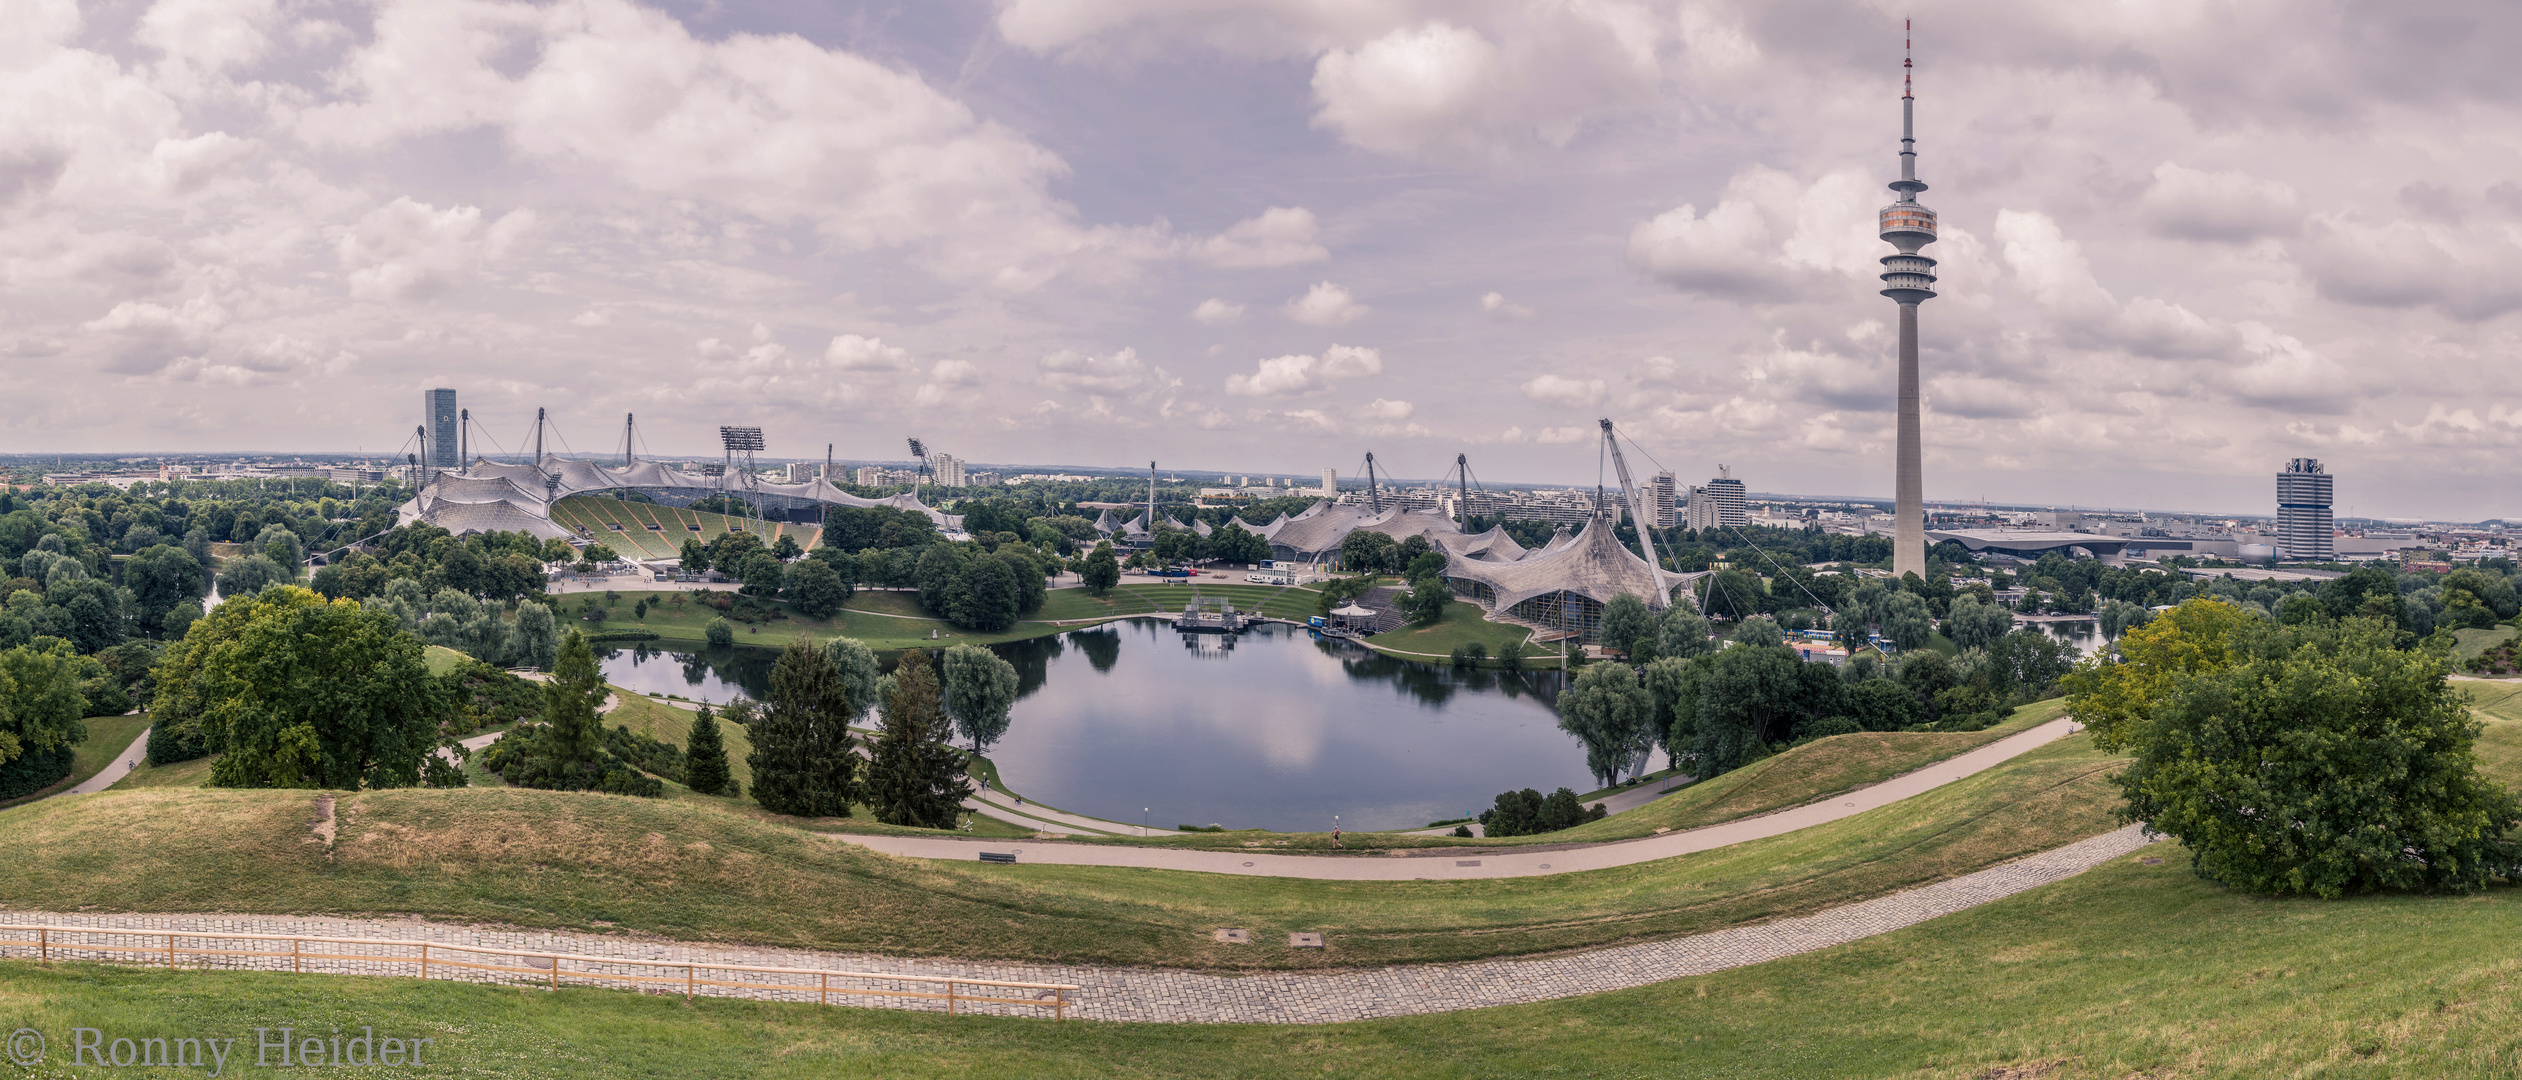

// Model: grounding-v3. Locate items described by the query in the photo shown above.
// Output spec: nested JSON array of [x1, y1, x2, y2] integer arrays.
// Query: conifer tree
[[684, 705, 732, 796], [748, 638, 856, 817], [543, 629, 606, 762], [864, 648, 973, 828]]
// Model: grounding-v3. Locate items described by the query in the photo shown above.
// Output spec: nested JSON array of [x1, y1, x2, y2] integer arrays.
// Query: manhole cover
[[1242, 861, 1254, 867], [1213, 928, 1250, 944], [1455, 860, 1482, 867], [1288, 932, 1325, 948], [2139, 857, 2164, 866], [1538, 863, 1551, 869]]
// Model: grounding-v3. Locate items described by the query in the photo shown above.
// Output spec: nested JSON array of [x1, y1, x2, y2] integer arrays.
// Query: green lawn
[[2453, 624, 2518, 662], [17, 849, 2522, 1078], [576, 591, 1070, 652], [1361, 599, 1534, 659], [0, 712, 152, 810], [423, 644, 469, 675], [0, 733, 2126, 972]]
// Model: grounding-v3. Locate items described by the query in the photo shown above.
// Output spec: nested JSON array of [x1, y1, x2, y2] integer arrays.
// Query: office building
[[2277, 459, 2334, 561], [1651, 471, 1677, 528], [426, 388, 458, 469], [1684, 466, 1746, 531], [1321, 468, 1337, 496]]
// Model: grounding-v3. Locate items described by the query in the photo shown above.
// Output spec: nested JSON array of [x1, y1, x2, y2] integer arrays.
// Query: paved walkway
[[968, 786, 1174, 836], [0, 824, 2155, 1023], [61, 725, 153, 797], [836, 718, 2079, 880]]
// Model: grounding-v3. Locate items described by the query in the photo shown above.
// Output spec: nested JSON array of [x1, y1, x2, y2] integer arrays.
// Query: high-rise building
[[1651, 471, 1677, 528], [1683, 466, 1747, 531], [930, 454, 967, 487], [425, 388, 458, 469], [2277, 459, 2334, 561], [1878, 29, 1938, 579], [1321, 468, 1337, 496]]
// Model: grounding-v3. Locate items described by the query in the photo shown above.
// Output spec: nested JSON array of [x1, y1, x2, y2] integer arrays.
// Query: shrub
[[604, 724, 687, 784], [705, 617, 735, 647]]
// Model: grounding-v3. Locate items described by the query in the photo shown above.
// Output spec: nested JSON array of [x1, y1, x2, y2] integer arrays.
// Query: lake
[[599, 620, 1593, 831]]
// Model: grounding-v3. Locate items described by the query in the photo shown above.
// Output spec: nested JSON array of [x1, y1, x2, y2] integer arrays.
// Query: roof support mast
[[1148, 461, 1157, 528], [1364, 453, 1382, 513], [1599, 418, 1673, 609], [1456, 453, 1471, 529]]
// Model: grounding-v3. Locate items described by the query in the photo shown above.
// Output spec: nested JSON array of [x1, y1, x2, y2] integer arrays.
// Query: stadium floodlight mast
[[720, 425, 765, 514], [906, 437, 932, 502]]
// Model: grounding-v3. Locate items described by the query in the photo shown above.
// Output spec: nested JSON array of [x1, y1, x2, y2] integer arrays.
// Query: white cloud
[[1521, 374, 1602, 407], [1284, 281, 1367, 326], [1037, 347, 1149, 394], [823, 334, 911, 371], [1190, 298, 1246, 325], [929, 359, 982, 385], [1480, 290, 1533, 319], [1189, 207, 1329, 268], [1225, 343, 1381, 396], [1628, 168, 1878, 301], [335, 197, 534, 302], [1534, 425, 1588, 444], [1359, 397, 1413, 421]]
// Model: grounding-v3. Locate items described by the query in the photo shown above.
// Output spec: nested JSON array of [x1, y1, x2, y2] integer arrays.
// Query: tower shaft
[[1894, 303, 1924, 578]]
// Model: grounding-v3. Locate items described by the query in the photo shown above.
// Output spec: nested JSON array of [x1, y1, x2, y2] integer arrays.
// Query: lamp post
[[1143, 808, 1150, 836]]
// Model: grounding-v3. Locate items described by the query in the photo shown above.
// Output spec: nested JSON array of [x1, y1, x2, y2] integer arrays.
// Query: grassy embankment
[[557, 579, 1334, 654], [0, 712, 151, 810], [0, 733, 2124, 972], [12, 849, 2521, 1078]]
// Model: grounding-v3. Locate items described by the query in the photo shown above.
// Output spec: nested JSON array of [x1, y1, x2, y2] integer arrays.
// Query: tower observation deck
[[1882, 25, 1936, 579]]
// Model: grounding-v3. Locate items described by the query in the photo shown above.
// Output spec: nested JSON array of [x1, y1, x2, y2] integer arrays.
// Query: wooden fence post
[[419, 944, 428, 981], [293, 938, 302, 974], [820, 973, 828, 1007], [947, 980, 957, 1016], [168, 933, 176, 970], [38, 929, 45, 965], [686, 964, 694, 1002]]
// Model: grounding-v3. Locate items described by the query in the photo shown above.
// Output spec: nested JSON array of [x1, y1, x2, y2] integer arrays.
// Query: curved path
[[838, 717, 2080, 881], [57, 725, 153, 798], [0, 824, 2156, 1023]]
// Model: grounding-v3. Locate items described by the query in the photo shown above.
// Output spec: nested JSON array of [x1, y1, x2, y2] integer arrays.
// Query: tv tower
[[1879, 22, 1938, 580]]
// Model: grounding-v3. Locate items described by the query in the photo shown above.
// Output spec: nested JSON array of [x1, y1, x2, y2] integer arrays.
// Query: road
[[834, 718, 2080, 880]]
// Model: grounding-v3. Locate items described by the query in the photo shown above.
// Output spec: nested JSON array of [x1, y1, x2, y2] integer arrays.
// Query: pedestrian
[[1330, 827, 1342, 849]]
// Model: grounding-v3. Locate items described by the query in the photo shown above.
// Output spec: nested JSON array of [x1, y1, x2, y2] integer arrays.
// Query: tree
[[863, 648, 972, 828], [2096, 599, 2147, 643], [1696, 568, 1766, 622], [748, 638, 858, 817], [2320, 566, 2407, 631], [705, 617, 735, 648], [1881, 591, 1934, 652], [1693, 642, 1807, 775], [0, 642, 88, 799], [772, 534, 803, 560], [2064, 598, 2261, 750], [254, 525, 304, 575], [1728, 614, 1785, 648], [1945, 593, 2016, 651], [1642, 656, 1702, 768], [1657, 605, 1715, 659], [678, 537, 708, 569], [737, 551, 784, 596], [2114, 618, 2519, 896], [946, 556, 1021, 632], [1401, 573, 1451, 626], [217, 553, 289, 598], [1597, 593, 1656, 657], [542, 630, 606, 763], [124, 544, 205, 633], [183, 587, 449, 789], [1338, 529, 1397, 574], [1079, 542, 1121, 596], [1843, 675, 1926, 731], [683, 705, 733, 796], [512, 601, 559, 669], [940, 644, 1019, 752], [785, 558, 851, 617], [1557, 662, 1658, 786], [823, 637, 885, 722], [707, 530, 765, 575]]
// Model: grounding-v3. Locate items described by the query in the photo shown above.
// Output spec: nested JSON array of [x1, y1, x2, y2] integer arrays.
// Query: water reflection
[[600, 620, 1588, 831]]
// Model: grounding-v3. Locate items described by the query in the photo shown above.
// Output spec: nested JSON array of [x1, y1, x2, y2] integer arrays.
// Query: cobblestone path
[[0, 825, 2156, 1023]]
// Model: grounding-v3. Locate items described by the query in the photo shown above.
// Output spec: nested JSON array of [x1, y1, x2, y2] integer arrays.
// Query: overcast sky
[[7, 0, 2520, 518]]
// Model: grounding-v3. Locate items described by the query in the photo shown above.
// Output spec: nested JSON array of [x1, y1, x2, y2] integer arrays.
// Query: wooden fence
[[0, 925, 1077, 1019]]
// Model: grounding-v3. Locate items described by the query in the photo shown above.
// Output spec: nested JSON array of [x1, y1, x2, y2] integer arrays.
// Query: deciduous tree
[[940, 644, 1019, 752]]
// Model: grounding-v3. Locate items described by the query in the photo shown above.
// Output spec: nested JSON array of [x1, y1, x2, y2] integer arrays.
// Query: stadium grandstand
[[399, 455, 952, 555]]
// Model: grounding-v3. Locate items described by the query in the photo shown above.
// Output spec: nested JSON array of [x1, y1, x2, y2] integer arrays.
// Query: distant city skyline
[[7, 2, 2521, 520]]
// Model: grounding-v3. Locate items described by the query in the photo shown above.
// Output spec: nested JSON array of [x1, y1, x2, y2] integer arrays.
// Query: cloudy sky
[[7, 0, 2520, 518]]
